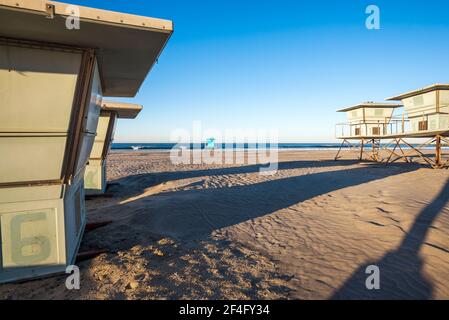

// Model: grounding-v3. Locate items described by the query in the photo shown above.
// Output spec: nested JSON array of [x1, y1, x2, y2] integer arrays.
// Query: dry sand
[[1, 150, 449, 299]]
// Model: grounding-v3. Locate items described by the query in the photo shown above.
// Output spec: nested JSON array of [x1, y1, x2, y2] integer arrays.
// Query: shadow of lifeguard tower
[[332, 178, 449, 299]]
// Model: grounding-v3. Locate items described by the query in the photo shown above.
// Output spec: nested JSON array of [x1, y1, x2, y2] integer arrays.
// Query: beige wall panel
[[1, 208, 61, 268], [439, 90, 449, 108], [364, 108, 394, 121], [347, 109, 363, 123], [89, 115, 110, 159], [0, 136, 67, 184], [0, 45, 81, 133], [84, 162, 106, 194], [0, 195, 67, 282], [90, 140, 105, 160], [0, 184, 63, 204], [429, 114, 438, 131], [439, 114, 449, 130], [407, 114, 449, 132], [403, 92, 437, 118]]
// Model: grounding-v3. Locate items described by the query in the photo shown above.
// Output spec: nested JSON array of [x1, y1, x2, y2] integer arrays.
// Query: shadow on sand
[[332, 178, 449, 299], [106, 159, 377, 198], [80, 160, 435, 299], [87, 162, 420, 243]]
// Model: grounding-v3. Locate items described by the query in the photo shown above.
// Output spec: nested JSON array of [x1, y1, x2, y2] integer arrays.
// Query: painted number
[[10, 212, 51, 265]]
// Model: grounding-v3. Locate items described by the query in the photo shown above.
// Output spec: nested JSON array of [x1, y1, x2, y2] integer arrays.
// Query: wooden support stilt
[[85, 192, 115, 200], [334, 139, 346, 160], [435, 135, 442, 168], [336, 138, 385, 163], [397, 138, 436, 167], [106, 182, 120, 189], [385, 139, 400, 164], [338, 134, 448, 169], [371, 139, 381, 162], [396, 140, 410, 163], [85, 220, 113, 231], [359, 139, 364, 161], [76, 249, 108, 262], [387, 139, 405, 164], [440, 136, 449, 145]]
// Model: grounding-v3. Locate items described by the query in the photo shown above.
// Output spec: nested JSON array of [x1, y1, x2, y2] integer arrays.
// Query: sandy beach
[[1, 150, 449, 299]]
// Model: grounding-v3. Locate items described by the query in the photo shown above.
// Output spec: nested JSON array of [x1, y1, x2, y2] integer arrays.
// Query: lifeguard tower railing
[[334, 117, 410, 162], [335, 116, 449, 168], [335, 117, 410, 139]]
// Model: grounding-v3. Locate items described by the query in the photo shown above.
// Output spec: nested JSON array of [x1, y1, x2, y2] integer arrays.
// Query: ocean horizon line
[[111, 142, 342, 151], [111, 142, 441, 151]]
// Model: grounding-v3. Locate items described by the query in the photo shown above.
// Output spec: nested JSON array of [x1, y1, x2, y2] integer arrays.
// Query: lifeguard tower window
[[372, 127, 380, 135], [355, 128, 361, 136], [414, 96, 424, 106], [419, 120, 428, 131], [374, 109, 383, 116]]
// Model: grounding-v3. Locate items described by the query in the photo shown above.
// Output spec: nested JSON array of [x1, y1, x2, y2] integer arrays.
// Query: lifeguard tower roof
[[102, 101, 143, 119], [337, 102, 402, 112], [387, 84, 449, 101], [0, 0, 173, 97]]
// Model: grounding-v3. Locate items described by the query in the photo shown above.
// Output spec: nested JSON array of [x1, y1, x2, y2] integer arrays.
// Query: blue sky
[[70, 0, 449, 142]]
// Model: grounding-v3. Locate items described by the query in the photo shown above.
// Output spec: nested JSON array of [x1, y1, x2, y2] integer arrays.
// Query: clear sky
[[69, 0, 449, 143]]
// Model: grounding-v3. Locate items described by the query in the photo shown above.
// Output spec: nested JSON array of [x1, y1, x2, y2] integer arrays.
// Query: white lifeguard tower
[[84, 102, 143, 195], [335, 102, 402, 161], [385, 84, 449, 168], [387, 84, 449, 133], [0, 0, 172, 283]]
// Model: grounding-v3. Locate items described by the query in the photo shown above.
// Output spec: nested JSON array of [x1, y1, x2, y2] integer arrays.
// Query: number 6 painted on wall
[[10, 212, 51, 265]]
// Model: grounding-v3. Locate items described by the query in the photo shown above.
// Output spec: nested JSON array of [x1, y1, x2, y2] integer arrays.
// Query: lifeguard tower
[[0, 0, 172, 283], [335, 102, 402, 161], [385, 84, 449, 168], [84, 102, 143, 195]]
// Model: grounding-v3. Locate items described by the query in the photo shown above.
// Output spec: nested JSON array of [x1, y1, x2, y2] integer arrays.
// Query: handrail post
[[402, 114, 405, 133]]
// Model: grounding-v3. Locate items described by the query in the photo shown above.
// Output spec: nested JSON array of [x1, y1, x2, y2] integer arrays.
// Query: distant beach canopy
[[206, 138, 216, 148]]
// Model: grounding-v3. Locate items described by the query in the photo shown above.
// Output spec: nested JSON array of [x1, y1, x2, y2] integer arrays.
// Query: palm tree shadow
[[332, 178, 449, 300]]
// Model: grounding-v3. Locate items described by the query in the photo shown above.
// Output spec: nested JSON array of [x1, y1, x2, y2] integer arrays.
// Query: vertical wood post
[[402, 114, 405, 133], [436, 135, 442, 167], [359, 139, 364, 161], [334, 139, 346, 160]]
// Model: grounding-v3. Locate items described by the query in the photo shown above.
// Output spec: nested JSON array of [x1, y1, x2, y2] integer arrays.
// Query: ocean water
[[111, 142, 347, 151], [111, 142, 444, 152]]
